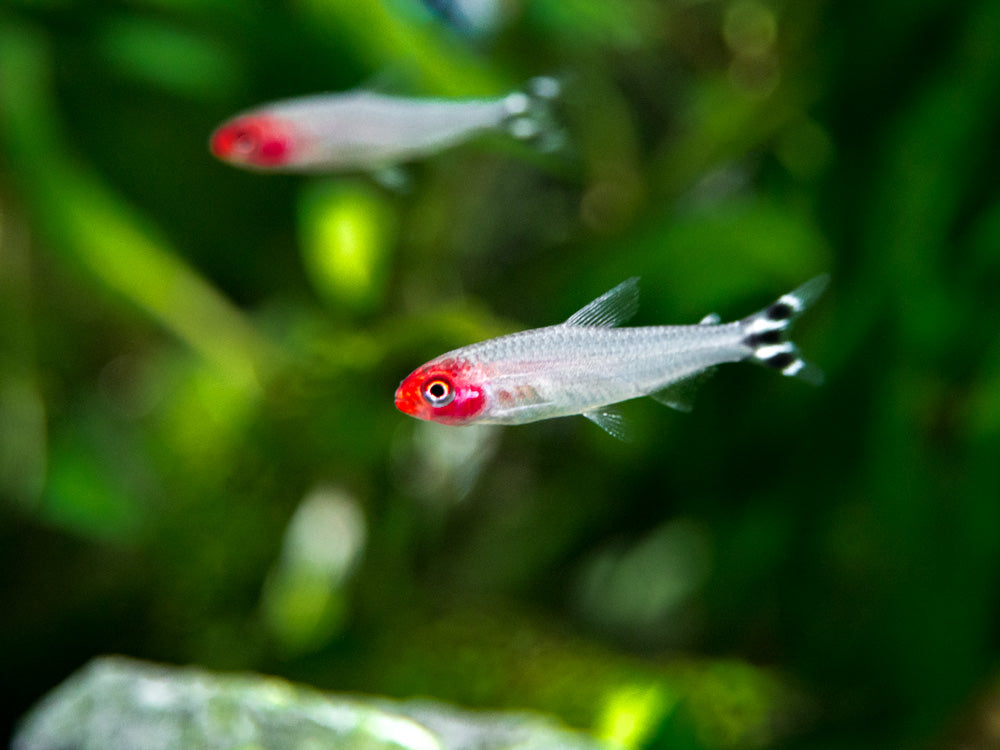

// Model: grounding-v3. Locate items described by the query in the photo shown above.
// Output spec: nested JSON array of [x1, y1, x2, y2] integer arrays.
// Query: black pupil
[[428, 381, 448, 399]]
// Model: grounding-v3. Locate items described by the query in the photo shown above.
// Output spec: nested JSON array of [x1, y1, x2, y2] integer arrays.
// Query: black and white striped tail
[[502, 77, 564, 151], [741, 275, 829, 385]]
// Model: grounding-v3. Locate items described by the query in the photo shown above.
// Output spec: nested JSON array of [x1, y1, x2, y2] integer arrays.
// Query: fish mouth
[[208, 126, 227, 158], [394, 382, 422, 417]]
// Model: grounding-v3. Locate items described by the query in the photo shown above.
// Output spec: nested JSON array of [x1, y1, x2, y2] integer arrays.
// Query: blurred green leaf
[[96, 14, 246, 100], [0, 19, 277, 391]]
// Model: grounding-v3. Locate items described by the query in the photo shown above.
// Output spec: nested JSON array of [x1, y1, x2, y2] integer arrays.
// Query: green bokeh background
[[2, 0, 999, 747]]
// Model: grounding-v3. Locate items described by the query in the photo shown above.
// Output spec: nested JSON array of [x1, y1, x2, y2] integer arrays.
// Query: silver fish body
[[446, 321, 750, 424], [395, 276, 829, 439], [259, 93, 511, 168]]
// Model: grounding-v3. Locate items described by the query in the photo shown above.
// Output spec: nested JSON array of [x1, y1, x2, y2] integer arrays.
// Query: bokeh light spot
[[298, 179, 396, 312], [261, 486, 367, 655], [596, 683, 675, 749]]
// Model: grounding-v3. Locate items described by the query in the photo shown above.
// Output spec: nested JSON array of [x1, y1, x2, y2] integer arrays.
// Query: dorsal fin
[[564, 278, 639, 327]]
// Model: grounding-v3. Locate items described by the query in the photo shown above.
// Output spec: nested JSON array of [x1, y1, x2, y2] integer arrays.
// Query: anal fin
[[648, 368, 717, 412]]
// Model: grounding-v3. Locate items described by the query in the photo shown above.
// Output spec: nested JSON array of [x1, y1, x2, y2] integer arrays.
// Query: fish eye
[[230, 126, 258, 155], [421, 378, 454, 407]]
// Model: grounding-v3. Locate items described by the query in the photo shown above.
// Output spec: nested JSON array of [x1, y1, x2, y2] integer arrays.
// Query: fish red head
[[394, 358, 487, 425], [209, 114, 296, 169]]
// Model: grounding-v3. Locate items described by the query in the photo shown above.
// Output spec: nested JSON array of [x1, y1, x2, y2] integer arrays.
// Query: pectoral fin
[[371, 165, 412, 192], [582, 408, 632, 441]]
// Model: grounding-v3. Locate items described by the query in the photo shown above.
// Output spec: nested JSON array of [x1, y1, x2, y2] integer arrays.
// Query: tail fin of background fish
[[501, 77, 565, 152], [740, 275, 830, 385]]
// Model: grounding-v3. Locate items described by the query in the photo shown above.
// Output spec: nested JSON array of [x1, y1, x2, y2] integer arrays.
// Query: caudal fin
[[741, 275, 829, 385], [502, 77, 565, 152]]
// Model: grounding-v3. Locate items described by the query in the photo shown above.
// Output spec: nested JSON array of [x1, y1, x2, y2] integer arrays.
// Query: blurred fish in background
[[209, 77, 562, 174]]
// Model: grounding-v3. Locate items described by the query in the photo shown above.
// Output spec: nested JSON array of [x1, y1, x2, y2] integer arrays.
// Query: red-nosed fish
[[395, 276, 829, 439], [209, 77, 559, 173]]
